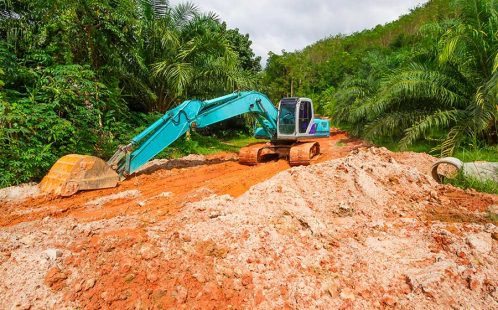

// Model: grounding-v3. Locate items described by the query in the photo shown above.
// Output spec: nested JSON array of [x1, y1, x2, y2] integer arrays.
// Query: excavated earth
[[0, 132, 497, 309]]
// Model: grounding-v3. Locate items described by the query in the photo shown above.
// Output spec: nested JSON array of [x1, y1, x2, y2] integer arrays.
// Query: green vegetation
[[454, 146, 498, 163], [263, 0, 497, 160], [159, 131, 261, 159], [444, 171, 498, 195], [0, 0, 261, 187], [262, 0, 451, 104]]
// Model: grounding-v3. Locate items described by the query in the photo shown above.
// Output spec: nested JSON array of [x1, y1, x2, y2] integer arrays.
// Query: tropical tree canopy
[[335, 0, 497, 155], [0, 0, 261, 187], [263, 0, 497, 156]]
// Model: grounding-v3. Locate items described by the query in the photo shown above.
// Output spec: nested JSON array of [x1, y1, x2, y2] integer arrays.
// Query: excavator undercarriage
[[239, 141, 320, 166]]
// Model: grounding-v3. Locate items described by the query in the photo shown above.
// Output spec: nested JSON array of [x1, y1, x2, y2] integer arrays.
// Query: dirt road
[[0, 131, 362, 227]]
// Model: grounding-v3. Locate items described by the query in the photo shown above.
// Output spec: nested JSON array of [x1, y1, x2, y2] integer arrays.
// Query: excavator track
[[289, 142, 320, 166], [238, 143, 269, 165], [240, 141, 321, 166]]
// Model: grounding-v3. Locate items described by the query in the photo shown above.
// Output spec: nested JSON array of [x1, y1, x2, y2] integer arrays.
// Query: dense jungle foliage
[[262, 0, 497, 157], [0, 0, 261, 187]]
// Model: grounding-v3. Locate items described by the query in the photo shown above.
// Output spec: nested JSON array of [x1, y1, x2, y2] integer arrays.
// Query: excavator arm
[[108, 91, 278, 176], [41, 91, 279, 196]]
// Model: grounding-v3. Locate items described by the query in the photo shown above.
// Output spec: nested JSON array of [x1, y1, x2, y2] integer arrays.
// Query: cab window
[[278, 103, 296, 135], [298, 101, 312, 133]]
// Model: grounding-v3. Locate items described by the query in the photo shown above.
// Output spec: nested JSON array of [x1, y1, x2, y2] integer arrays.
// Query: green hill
[[302, 0, 451, 63], [262, 0, 497, 163], [261, 0, 452, 104]]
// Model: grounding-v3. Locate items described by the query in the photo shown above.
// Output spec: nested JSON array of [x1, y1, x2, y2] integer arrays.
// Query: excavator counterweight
[[40, 91, 330, 197]]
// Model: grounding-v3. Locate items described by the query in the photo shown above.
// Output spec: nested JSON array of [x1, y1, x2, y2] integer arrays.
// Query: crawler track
[[289, 142, 320, 166], [238, 143, 269, 165]]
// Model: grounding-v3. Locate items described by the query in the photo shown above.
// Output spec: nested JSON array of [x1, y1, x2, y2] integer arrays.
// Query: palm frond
[[152, 61, 194, 96], [440, 125, 466, 156], [493, 51, 498, 73], [171, 2, 199, 27], [151, 0, 169, 18], [364, 111, 426, 140], [400, 109, 461, 149], [351, 65, 467, 123]]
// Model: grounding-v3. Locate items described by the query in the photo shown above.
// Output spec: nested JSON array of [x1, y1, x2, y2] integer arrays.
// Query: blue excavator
[[40, 91, 330, 196]]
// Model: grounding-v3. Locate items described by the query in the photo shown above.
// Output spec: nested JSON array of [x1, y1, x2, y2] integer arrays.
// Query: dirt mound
[[0, 147, 496, 309], [0, 182, 41, 203], [153, 147, 496, 308]]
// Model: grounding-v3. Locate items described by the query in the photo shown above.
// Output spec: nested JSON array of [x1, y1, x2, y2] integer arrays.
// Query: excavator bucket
[[39, 154, 119, 197]]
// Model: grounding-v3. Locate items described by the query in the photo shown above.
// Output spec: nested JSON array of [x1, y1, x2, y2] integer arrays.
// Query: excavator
[[39, 91, 330, 196]]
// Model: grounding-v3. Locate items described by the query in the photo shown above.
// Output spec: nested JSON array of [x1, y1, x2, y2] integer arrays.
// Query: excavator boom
[[109, 91, 279, 176]]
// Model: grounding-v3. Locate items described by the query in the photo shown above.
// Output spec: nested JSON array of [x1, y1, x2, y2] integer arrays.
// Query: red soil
[[1, 131, 362, 227]]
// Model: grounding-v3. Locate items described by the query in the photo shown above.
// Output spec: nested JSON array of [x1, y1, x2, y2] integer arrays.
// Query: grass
[[454, 145, 498, 163], [371, 137, 438, 154], [443, 171, 498, 195], [223, 135, 263, 148]]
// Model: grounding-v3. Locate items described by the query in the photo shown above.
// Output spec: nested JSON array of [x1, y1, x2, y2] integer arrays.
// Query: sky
[[171, 0, 430, 65]]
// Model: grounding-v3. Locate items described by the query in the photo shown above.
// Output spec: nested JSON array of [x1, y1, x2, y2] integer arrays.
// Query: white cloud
[[170, 0, 429, 64]]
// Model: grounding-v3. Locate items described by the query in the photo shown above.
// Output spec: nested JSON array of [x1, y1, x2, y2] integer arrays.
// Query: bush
[[0, 64, 127, 187]]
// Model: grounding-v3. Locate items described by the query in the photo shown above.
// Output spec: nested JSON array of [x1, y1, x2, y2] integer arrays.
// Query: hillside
[[301, 0, 451, 64], [262, 0, 497, 161], [262, 0, 452, 103]]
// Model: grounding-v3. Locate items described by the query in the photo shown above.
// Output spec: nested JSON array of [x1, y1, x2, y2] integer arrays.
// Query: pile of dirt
[[0, 182, 41, 203], [150, 147, 496, 308], [0, 147, 496, 309]]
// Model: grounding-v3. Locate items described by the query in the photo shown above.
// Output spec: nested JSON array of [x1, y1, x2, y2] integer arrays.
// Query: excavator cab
[[277, 98, 329, 140]]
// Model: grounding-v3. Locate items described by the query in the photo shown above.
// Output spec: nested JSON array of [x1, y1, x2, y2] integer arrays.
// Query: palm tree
[[339, 0, 497, 155], [120, 0, 201, 112], [333, 77, 376, 136], [125, 0, 254, 112], [152, 10, 253, 107]]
